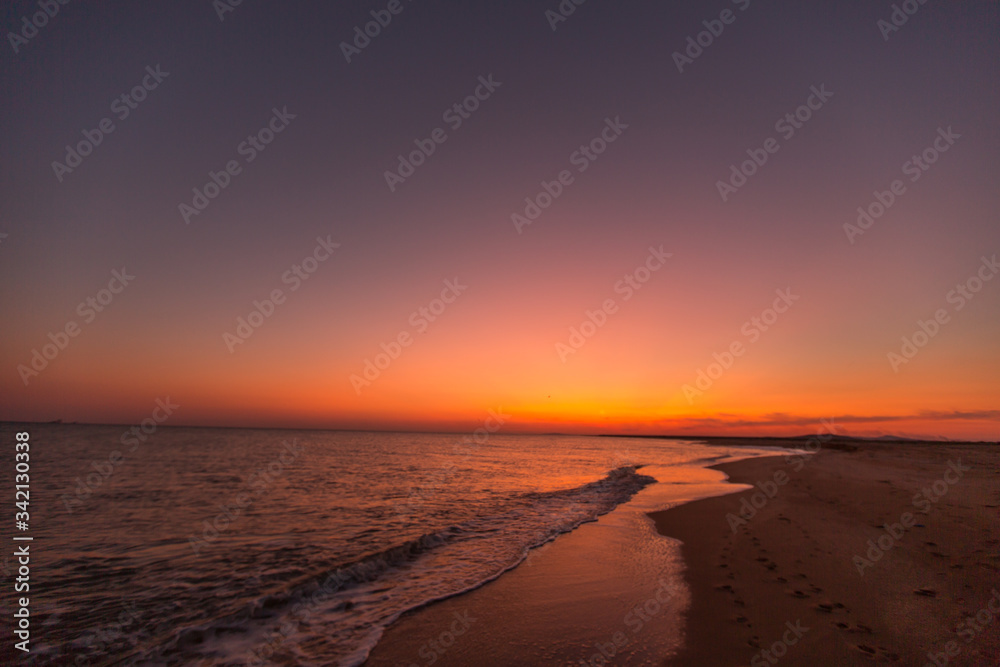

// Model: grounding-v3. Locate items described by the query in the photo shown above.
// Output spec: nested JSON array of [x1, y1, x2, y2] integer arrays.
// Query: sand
[[653, 440, 1000, 666], [364, 440, 999, 665]]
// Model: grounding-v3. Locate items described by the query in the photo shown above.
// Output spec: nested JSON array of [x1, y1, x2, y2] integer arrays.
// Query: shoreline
[[361, 440, 998, 665], [651, 441, 1000, 665], [361, 452, 748, 666]]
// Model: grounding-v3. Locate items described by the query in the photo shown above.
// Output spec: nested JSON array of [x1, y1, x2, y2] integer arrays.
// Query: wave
[[131, 466, 658, 666], [322, 465, 658, 598]]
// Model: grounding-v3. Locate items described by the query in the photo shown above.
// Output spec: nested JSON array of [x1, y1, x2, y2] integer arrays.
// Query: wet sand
[[362, 461, 735, 666]]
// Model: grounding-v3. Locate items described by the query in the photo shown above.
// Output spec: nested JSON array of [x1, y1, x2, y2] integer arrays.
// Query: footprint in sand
[[835, 621, 874, 635], [855, 644, 901, 662]]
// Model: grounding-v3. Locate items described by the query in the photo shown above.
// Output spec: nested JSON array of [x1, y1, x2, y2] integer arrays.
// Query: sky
[[1, 0, 998, 440]]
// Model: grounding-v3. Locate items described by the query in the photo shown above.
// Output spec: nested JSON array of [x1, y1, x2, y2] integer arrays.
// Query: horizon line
[[2, 419, 995, 444]]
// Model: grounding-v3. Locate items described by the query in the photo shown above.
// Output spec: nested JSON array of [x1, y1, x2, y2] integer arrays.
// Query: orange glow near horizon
[[4, 253, 999, 441], [6, 329, 997, 440]]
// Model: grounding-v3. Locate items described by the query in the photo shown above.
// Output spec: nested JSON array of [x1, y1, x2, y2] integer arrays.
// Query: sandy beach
[[653, 439, 1000, 666], [365, 439, 999, 666]]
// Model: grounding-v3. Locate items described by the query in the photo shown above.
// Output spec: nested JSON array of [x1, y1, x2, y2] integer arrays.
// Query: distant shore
[[604, 432, 997, 446], [651, 440, 1000, 665]]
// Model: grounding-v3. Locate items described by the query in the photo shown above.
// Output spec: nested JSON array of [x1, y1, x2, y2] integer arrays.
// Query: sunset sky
[[2, 0, 998, 440]]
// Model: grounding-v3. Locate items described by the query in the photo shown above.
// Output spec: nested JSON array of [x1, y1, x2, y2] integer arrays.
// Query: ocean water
[[2, 424, 787, 666]]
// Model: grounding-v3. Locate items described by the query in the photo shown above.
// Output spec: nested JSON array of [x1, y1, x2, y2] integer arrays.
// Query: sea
[[1, 423, 792, 666]]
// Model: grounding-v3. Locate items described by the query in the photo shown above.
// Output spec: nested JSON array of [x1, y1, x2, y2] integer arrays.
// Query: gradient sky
[[2, 0, 998, 439]]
